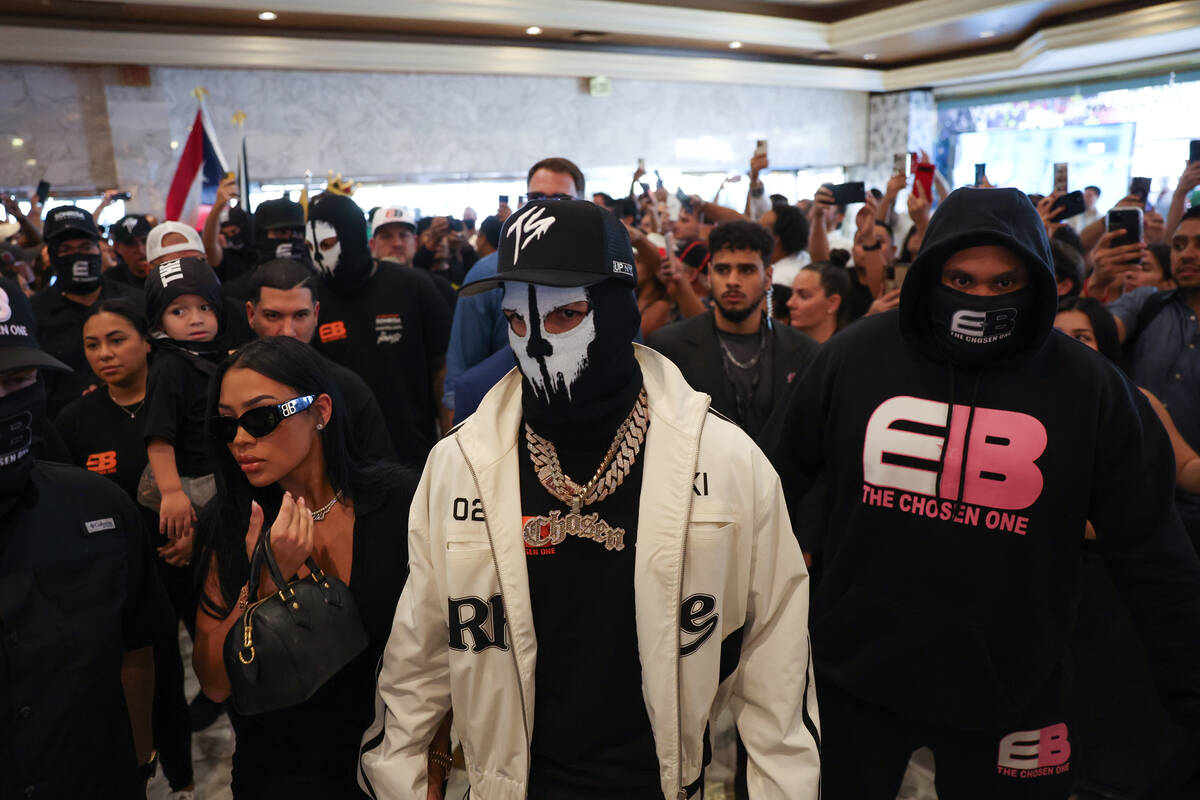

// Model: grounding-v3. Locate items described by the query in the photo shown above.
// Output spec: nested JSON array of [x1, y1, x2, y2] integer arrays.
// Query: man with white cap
[[370, 206, 419, 266], [147, 220, 207, 268]]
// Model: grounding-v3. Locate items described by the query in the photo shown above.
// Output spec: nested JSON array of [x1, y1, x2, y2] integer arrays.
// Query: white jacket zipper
[[675, 399, 710, 800]]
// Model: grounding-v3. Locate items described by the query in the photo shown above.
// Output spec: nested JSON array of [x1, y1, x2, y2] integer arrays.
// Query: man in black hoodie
[[306, 193, 451, 468], [764, 187, 1200, 798]]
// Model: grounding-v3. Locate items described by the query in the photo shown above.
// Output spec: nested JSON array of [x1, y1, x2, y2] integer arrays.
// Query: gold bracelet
[[429, 750, 453, 771]]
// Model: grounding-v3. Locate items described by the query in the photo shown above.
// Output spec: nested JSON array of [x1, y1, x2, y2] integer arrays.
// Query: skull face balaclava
[[307, 194, 374, 296], [502, 278, 641, 427]]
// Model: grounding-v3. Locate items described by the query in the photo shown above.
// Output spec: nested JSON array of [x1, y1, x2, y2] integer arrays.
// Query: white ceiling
[[8, 0, 1200, 94]]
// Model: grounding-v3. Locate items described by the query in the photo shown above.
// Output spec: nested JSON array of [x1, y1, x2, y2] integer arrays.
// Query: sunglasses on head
[[210, 395, 315, 443]]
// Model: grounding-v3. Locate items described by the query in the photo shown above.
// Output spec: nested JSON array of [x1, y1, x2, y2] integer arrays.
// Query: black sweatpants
[[152, 557, 196, 790], [818, 680, 1073, 800]]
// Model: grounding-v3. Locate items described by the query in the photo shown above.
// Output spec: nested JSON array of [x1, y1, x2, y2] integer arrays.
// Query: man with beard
[[359, 199, 820, 800], [763, 187, 1200, 798], [243, 257, 395, 463], [306, 192, 451, 467], [31, 206, 144, 415], [0, 276, 163, 798], [648, 220, 817, 438], [1111, 205, 1200, 551], [369, 206, 418, 266]]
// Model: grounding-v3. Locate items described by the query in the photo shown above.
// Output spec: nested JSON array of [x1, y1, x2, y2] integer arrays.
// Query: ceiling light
[[25, 158, 36, 166], [863, 53, 878, 61], [11, 137, 24, 148], [525, 26, 542, 35], [258, 11, 277, 21], [170, 140, 180, 150], [728, 41, 743, 49], [979, 30, 996, 39]]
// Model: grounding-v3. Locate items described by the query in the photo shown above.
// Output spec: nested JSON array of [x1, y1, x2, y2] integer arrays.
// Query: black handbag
[[223, 530, 368, 715]]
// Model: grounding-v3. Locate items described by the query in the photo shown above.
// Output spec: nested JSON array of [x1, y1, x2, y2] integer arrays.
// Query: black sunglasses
[[210, 395, 315, 443]]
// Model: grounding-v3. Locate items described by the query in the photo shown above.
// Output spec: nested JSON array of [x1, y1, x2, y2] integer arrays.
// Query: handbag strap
[[257, 524, 327, 601]]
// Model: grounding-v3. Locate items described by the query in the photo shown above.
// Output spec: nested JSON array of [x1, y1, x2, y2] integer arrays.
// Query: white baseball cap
[[147, 221, 205, 262], [370, 206, 416, 235]]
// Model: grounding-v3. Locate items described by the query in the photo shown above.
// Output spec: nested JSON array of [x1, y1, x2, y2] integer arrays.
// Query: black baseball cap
[[111, 214, 152, 244], [0, 276, 70, 372], [43, 206, 99, 243], [254, 197, 305, 231], [459, 199, 636, 297]]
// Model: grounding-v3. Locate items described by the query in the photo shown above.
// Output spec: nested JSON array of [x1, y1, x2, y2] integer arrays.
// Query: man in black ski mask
[[31, 206, 144, 415], [361, 199, 820, 799], [763, 186, 1200, 799], [0, 274, 166, 797], [306, 192, 451, 467]]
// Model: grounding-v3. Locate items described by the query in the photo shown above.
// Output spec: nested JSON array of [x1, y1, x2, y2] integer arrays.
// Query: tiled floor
[[146, 626, 940, 799]]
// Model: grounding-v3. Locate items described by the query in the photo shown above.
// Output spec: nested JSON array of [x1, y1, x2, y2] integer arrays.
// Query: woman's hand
[[157, 531, 195, 567], [866, 287, 902, 316], [159, 488, 196, 539], [250, 492, 314, 583]]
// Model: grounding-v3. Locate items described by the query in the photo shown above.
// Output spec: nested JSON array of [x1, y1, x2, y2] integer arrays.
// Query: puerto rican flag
[[165, 105, 228, 223]]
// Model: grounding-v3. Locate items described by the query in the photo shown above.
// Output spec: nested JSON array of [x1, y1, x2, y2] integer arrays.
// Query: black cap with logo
[[0, 276, 71, 372], [111, 214, 153, 244], [254, 197, 305, 231], [42, 206, 100, 243], [458, 199, 637, 297]]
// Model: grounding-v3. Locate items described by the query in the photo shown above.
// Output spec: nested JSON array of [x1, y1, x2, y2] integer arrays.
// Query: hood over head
[[307, 193, 373, 295], [899, 187, 1057, 368]]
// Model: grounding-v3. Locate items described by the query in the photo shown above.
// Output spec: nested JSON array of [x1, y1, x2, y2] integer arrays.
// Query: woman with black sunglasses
[[192, 336, 416, 798]]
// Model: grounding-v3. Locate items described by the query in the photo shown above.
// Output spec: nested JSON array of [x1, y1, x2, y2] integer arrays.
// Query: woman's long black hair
[[194, 336, 409, 618]]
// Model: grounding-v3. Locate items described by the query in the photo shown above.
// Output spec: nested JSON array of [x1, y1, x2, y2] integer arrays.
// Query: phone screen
[[499, 195, 509, 204], [974, 164, 986, 187], [35, 180, 50, 204], [1107, 209, 1143, 247]]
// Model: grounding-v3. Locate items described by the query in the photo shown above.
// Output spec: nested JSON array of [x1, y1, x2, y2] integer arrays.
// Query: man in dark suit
[[647, 220, 817, 438]]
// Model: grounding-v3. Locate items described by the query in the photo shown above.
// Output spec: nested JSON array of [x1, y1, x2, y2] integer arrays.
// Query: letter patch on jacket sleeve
[[448, 594, 509, 652], [680, 593, 718, 656]]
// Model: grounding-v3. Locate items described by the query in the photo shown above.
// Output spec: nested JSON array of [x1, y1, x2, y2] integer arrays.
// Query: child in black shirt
[[142, 256, 225, 541]]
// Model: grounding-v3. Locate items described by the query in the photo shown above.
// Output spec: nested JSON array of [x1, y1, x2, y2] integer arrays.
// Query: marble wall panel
[[3, 62, 873, 213]]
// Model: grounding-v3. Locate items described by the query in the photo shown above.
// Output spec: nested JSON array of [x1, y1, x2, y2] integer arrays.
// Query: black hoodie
[[763, 187, 1200, 732]]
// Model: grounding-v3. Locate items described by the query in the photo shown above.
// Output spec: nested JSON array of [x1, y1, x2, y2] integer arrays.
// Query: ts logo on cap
[[506, 206, 556, 265], [121, 217, 139, 232]]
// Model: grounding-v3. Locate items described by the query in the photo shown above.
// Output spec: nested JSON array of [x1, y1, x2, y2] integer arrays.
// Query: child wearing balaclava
[[141, 256, 225, 547]]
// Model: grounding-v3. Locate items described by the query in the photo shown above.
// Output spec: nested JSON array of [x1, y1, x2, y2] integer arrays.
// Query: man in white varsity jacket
[[359, 199, 820, 800]]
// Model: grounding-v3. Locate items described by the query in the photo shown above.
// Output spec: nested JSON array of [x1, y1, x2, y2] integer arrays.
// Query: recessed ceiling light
[[863, 53, 878, 61], [170, 140, 180, 150], [728, 41, 743, 49], [979, 30, 996, 39], [258, 11, 277, 21], [25, 158, 36, 166], [526, 26, 543, 35], [11, 137, 24, 148]]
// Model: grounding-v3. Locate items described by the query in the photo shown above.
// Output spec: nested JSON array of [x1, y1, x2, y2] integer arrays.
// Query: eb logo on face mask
[[950, 308, 1017, 343]]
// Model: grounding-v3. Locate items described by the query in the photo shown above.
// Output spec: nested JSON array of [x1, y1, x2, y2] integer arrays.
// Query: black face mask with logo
[[255, 236, 311, 267], [928, 283, 1036, 367], [50, 245, 103, 294], [0, 381, 44, 512]]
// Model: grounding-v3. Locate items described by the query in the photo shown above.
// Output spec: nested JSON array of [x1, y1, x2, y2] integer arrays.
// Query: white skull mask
[[307, 219, 341, 275], [502, 283, 595, 401]]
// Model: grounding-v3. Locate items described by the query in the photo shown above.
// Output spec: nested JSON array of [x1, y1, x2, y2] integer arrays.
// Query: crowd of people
[[3, 145, 1200, 800]]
